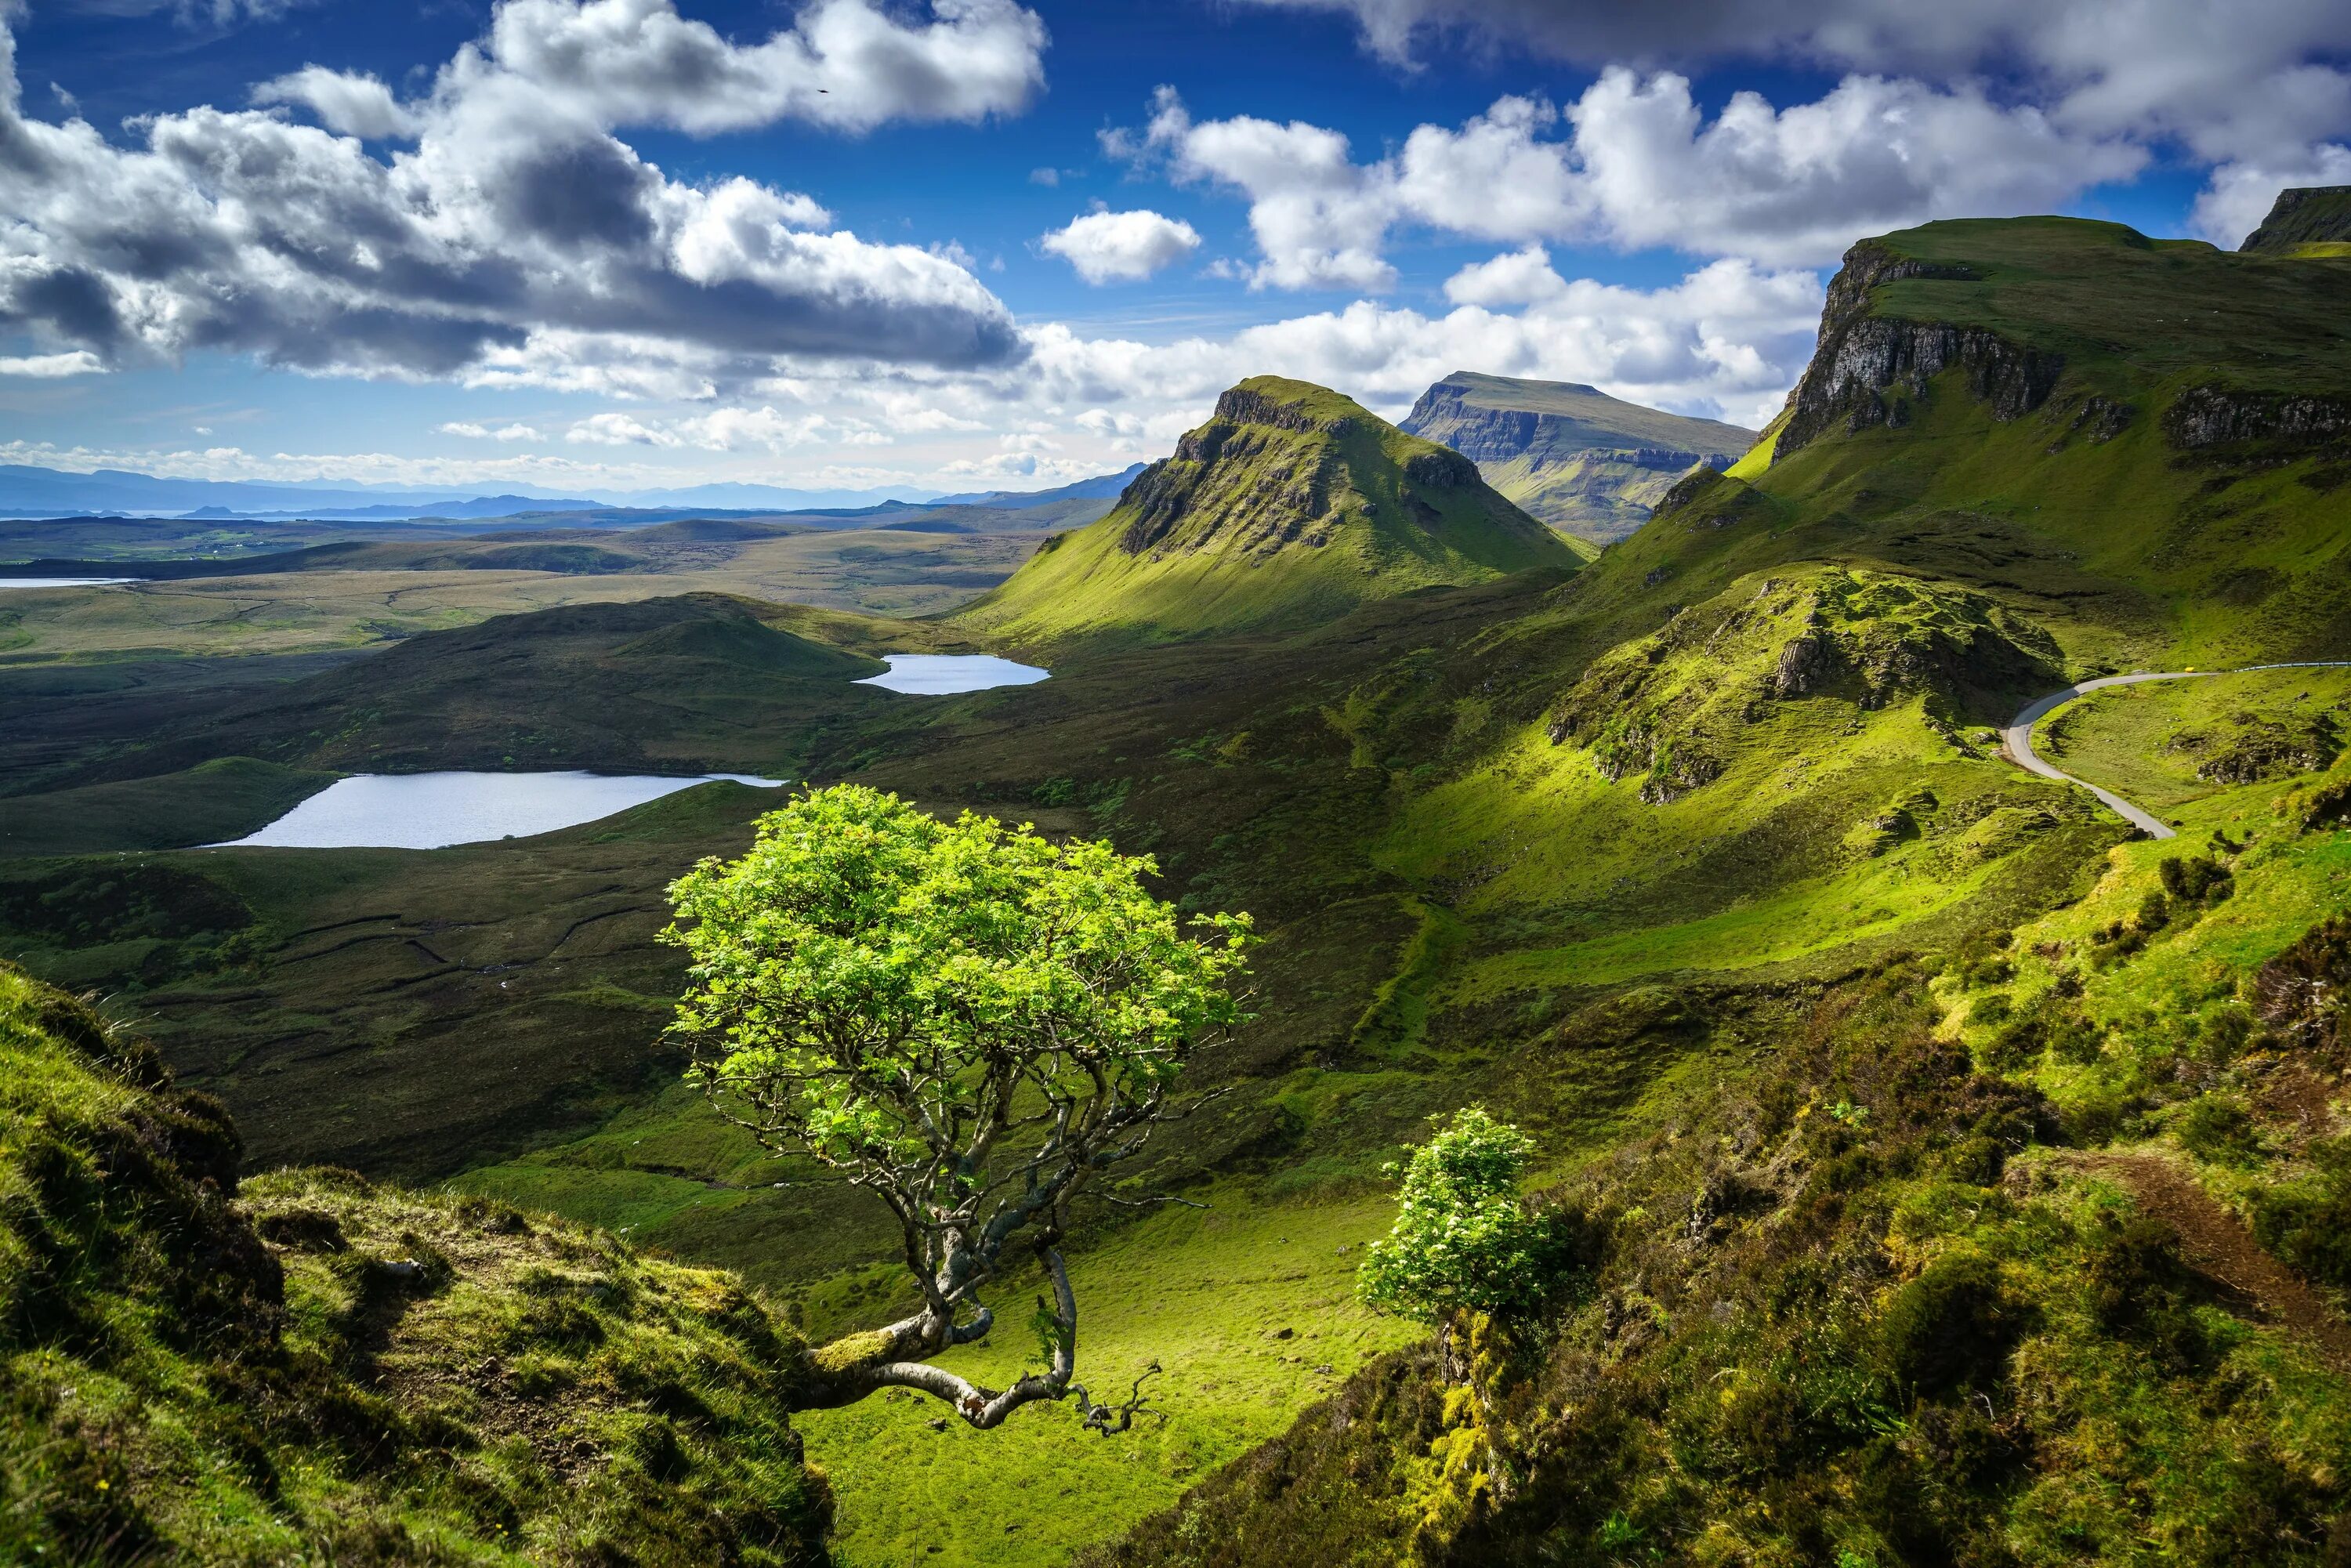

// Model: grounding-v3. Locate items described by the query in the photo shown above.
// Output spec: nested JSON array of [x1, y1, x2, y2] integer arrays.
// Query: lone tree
[[664, 785, 1254, 1431], [1358, 1107, 1557, 1336]]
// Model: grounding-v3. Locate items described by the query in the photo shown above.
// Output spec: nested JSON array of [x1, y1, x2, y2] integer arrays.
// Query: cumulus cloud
[[1039, 208, 1202, 282], [475, 0, 1045, 136], [1117, 79, 2142, 277], [1121, 87, 1397, 288], [1442, 245, 1567, 308], [252, 67, 420, 138], [1239, 0, 2351, 244], [0, 2, 1031, 389], [1005, 254, 1822, 430], [0, 349, 105, 377], [439, 420, 545, 440]]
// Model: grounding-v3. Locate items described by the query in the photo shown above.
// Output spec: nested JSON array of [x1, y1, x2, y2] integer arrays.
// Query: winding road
[[2003, 663, 2351, 840]]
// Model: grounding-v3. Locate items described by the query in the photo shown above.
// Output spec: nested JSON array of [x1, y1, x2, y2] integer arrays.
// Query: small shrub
[[1879, 1253, 2027, 1395], [2175, 1093, 2261, 1165], [1945, 1135, 2006, 1186], [1358, 1108, 1569, 1325], [2253, 1136, 2351, 1289]]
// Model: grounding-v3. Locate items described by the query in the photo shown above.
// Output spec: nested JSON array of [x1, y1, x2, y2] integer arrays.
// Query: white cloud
[[252, 67, 420, 139], [1118, 78, 2143, 277], [1039, 208, 1202, 283], [0, 3, 1027, 390], [1237, 0, 2351, 244], [0, 349, 104, 377], [1443, 245, 1567, 308], [476, 0, 1046, 136], [440, 420, 545, 440], [2193, 143, 2351, 243], [1127, 87, 1397, 289], [567, 413, 683, 447]]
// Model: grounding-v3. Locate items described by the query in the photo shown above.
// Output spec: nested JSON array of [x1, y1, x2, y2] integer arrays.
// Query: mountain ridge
[[954, 375, 1577, 643], [1399, 371, 1755, 544]]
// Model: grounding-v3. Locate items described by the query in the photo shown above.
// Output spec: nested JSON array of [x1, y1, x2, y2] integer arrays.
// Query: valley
[[6, 196, 2351, 1568]]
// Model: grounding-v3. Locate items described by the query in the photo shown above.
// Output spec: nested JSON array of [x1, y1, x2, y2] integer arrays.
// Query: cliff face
[[1400, 373, 1755, 541], [1774, 242, 2063, 458], [2240, 185, 2351, 254]]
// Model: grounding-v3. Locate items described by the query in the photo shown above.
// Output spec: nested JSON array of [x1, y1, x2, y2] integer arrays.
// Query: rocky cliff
[[1773, 241, 2063, 458], [1400, 372, 1755, 543], [2240, 185, 2351, 254]]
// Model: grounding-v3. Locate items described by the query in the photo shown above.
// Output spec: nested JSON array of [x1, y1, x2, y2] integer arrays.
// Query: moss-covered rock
[[0, 961, 830, 1566]]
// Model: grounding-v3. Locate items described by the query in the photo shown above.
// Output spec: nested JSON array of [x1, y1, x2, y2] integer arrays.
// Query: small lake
[[0, 577, 134, 589], [856, 653, 1049, 694], [217, 771, 785, 849]]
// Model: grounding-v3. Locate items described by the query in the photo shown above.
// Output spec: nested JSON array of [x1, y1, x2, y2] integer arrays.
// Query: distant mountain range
[[1399, 373, 1756, 544], [0, 463, 1152, 524]]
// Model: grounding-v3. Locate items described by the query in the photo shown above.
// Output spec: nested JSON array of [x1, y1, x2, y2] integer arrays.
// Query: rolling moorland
[[3, 190, 2351, 1566]]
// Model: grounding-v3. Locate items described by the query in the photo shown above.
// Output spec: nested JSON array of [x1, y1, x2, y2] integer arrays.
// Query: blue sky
[[2, 0, 2346, 498]]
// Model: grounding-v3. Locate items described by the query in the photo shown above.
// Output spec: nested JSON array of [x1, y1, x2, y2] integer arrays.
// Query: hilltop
[[955, 376, 1577, 644], [1400, 372, 1756, 544]]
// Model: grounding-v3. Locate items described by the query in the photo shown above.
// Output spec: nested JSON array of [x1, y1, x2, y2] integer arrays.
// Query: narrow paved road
[[2004, 662, 2351, 840]]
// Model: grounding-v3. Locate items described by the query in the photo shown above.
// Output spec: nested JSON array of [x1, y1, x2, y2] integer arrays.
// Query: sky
[[1, 0, 2346, 498]]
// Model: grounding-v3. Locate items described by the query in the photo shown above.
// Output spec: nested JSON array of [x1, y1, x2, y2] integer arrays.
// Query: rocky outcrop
[[1775, 241, 2061, 458], [2162, 386, 2351, 451], [1402, 446, 1480, 488], [2240, 186, 2351, 254], [1209, 385, 1359, 437]]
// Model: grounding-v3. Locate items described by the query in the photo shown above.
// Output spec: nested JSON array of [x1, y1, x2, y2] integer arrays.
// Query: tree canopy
[[1358, 1107, 1556, 1326], [664, 784, 1254, 1429]]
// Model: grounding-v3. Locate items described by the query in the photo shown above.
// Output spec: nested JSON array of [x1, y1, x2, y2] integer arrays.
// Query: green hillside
[[5, 206, 2351, 1568], [0, 961, 831, 1564], [34, 594, 922, 786], [2241, 183, 2351, 255], [1400, 371, 1757, 543], [955, 377, 1578, 645]]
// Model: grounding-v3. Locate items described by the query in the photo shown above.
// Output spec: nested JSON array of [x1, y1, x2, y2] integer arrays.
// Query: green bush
[[2254, 1135, 2351, 1289], [1357, 1108, 1569, 1324], [1878, 1253, 2027, 1395]]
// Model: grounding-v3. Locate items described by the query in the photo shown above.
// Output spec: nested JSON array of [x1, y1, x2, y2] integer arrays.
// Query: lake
[[855, 653, 1049, 694], [0, 577, 134, 589], [217, 770, 785, 849]]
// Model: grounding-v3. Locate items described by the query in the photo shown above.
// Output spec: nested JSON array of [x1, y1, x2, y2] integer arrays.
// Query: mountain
[[0, 464, 500, 519], [1628, 212, 2351, 666], [2240, 183, 2351, 255], [1398, 372, 1756, 543], [931, 463, 1150, 508], [607, 480, 940, 509], [955, 376, 1578, 643]]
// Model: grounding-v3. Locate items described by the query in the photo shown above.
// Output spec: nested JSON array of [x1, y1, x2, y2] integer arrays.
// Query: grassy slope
[[955, 377, 1576, 646], [0, 962, 830, 1566], [0, 755, 341, 856], [7, 219, 2347, 1565]]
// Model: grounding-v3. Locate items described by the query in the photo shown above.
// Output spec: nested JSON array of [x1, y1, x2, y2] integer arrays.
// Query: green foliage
[[2253, 1134, 2351, 1290], [1357, 1108, 1560, 1325], [1878, 1252, 2028, 1395], [665, 784, 1255, 1172]]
